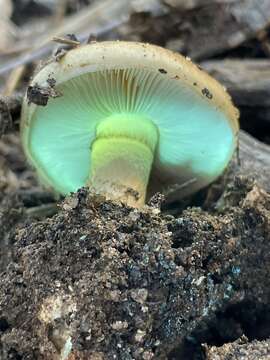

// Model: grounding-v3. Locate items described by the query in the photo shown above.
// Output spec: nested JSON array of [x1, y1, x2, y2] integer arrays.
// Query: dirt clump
[[0, 179, 270, 359], [205, 336, 270, 360]]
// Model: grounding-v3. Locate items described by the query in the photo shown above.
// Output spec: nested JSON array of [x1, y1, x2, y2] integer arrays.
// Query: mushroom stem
[[88, 114, 158, 207]]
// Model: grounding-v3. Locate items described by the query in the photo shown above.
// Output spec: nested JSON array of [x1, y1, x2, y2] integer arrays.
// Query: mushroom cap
[[21, 41, 239, 201]]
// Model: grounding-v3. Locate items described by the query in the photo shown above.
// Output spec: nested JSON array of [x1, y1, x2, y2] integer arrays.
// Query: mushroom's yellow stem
[[88, 114, 158, 207]]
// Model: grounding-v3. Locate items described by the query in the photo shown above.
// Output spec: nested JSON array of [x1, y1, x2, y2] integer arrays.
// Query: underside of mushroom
[[21, 42, 239, 207]]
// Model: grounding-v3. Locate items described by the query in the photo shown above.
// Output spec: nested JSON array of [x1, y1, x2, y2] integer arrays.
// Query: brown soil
[[205, 336, 270, 359], [0, 176, 269, 359]]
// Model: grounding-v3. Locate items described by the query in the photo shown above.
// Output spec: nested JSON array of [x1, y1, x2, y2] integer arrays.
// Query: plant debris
[[27, 82, 61, 106], [0, 97, 12, 137], [0, 94, 22, 136]]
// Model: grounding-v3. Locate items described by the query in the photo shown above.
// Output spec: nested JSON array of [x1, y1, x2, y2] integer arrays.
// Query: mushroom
[[21, 41, 239, 207]]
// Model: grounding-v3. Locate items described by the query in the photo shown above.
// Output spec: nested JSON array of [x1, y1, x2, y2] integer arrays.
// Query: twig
[[3, 65, 25, 96], [25, 203, 58, 218], [0, 94, 22, 136], [52, 36, 80, 47], [163, 178, 197, 197], [53, 0, 68, 25], [0, 97, 12, 137], [0, 0, 133, 76]]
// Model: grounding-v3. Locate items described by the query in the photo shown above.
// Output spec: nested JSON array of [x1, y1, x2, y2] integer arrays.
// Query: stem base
[[88, 114, 158, 207]]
